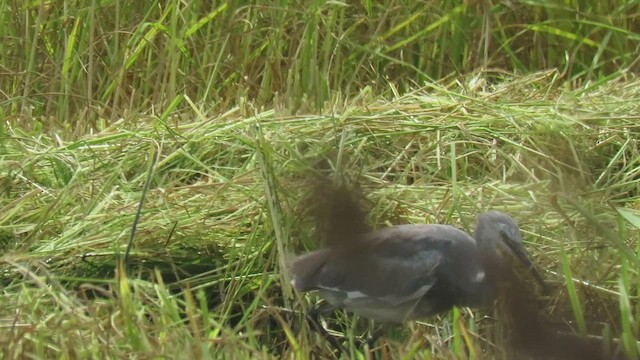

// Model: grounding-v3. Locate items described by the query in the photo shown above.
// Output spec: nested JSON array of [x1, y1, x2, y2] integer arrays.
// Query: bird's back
[[290, 223, 488, 322]]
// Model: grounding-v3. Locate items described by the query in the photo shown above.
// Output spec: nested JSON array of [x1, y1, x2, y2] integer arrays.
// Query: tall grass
[[1, 1, 639, 131]]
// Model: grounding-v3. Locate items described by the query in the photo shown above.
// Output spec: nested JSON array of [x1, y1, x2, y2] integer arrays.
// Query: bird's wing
[[372, 249, 443, 305], [314, 227, 447, 306]]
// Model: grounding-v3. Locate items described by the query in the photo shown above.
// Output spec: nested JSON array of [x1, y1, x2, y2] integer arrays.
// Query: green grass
[[2, 1, 640, 358], [2, 1, 640, 131], [1, 72, 640, 358]]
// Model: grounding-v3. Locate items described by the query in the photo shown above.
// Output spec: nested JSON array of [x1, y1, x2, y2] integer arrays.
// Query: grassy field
[[2, 1, 640, 359]]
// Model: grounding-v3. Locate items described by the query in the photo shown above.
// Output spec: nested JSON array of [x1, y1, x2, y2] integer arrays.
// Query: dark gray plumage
[[290, 211, 545, 323]]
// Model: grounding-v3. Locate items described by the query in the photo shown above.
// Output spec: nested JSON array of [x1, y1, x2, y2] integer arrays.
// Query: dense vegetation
[[1, 1, 639, 359]]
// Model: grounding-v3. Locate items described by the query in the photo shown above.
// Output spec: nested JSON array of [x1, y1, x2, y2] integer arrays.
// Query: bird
[[289, 210, 546, 323]]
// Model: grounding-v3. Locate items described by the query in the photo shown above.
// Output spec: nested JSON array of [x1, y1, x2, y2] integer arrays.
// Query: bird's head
[[475, 211, 547, 291]]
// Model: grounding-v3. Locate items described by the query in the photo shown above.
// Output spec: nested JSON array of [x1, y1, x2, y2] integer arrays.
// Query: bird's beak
[[501, 233, 548, 293]]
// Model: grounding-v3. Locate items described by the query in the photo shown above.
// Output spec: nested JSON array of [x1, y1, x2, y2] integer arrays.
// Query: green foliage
[[2, 1, 640, 358], [1, 73, 640, 358], [1, 0, 640, 129]]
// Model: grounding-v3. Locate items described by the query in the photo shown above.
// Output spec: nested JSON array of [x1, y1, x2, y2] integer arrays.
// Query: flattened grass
[[1, 72, 640, 358]]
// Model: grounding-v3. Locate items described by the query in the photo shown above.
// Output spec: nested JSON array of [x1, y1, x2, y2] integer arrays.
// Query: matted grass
[[1, 71, 639, 359]]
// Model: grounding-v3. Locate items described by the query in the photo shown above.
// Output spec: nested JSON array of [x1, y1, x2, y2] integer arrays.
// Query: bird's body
[[290, 211, 544, 323]]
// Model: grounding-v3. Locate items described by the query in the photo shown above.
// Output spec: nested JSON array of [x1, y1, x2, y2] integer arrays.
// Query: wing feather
[[314, 230, 445, 305]]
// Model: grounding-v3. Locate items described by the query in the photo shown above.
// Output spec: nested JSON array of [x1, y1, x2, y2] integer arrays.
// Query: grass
[[2, 1, 640, 131], [1, 71, 640, 358], [2, 1, 640, 359]]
